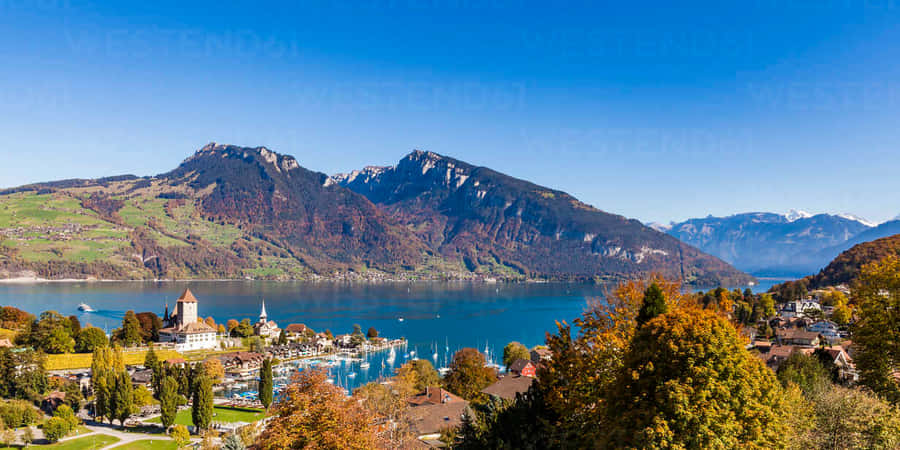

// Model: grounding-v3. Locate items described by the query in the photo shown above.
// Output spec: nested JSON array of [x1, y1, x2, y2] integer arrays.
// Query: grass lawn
[[46, 434, 120, 449], [146, 406, 264, 426], [109, 439, 177, 450]]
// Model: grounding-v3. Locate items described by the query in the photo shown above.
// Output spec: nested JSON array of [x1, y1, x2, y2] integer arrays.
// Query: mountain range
[[0, 143, 751, 286], [660, 210, 900, 277]]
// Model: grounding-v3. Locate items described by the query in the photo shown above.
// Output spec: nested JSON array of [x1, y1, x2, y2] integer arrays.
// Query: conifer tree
[[259, 358, 274, 409], [91, 346, 111, 422], [636, 282, 667, 327]]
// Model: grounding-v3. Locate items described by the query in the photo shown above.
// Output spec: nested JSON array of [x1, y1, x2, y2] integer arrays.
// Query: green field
[[145, 406, 264, 426], [109, 439, 177, 450], [46, 434, 120, 450]]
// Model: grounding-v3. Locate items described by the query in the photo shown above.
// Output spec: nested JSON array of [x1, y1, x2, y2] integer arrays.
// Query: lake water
[[0, 279, 782, 392]]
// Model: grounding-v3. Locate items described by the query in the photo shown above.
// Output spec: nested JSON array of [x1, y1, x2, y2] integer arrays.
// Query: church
[[158, 288, 218, 351], [254, 299, 281, 339]]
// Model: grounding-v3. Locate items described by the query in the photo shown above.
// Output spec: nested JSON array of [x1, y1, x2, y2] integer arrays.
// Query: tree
[[353, 382, 415, 446], [396, 359, 441, 393], [226, 319, 239, 334], [217, 324, 226, 335], [0, 427, 14, 448], [777, 352, 831, 395], [257, 369, 382, 449], [277, 329, 287, 345], [222, 432, 246, 450], [247, 336, 263, 352], [54, 404, 79, 430], [852, 255, 900, 403], [91, 346, 112, 422], [809, 384, 900, 449], [502, 342, 530, 369], [259, 358, 274, 409], [831, 303, 852, 326], [171, 424, 191, 449], [367, 327, 378, 339], [136, 312, 163, 342], [601, 307, 787, 448], [75, 326, 107, 353], [42, 417, 70, 442], [443, 348, 497, 401], [118, 310, 143, 346], [759, 293, 776, 319], [192, 374, 213, 431], [204, 317, 216, 329], [202, 358, 225, 384], [233, 319, 254, 338], [144, 345, 159, 371], [159, 375, 178, 429], [22, 426, 33, 446], [635, 282, 667, 327], [44, 327, 75, 354], [111, 370, 134, 426]]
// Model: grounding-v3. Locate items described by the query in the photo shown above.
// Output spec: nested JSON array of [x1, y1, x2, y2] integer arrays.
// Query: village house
[[780, 299, 822, 319], [218, 351, 265, 373], [405, 387, 471, 441], [158, 289, 218, 351], [775, 328, 822, 347], [530, 348, 552, 364], [808, 320, 841, 342], [253, 300, 281, 340], [508, 359, 537, 377], [284, 323, 310, 340]]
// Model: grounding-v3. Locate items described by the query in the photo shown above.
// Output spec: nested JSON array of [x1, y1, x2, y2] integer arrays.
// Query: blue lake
[[0, 279, 780, 392]]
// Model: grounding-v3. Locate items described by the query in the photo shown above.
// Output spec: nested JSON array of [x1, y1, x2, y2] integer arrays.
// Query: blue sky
[[1, 0, 900, 224]]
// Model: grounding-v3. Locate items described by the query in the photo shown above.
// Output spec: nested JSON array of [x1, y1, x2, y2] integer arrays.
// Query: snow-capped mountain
[[666, 212, 875, 276]]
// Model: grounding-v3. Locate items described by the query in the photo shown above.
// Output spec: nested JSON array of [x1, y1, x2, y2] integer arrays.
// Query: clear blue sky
[[2, 0, 899, 224]]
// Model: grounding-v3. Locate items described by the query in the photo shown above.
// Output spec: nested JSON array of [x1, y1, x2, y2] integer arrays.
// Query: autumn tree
[[203, 358, 225, 384], [808, 384, 900, 448], [396, 359, 441, 394], [601, 307, 787, 448], [257, 369, 382, 449], [366, 327, 378, 339], [443, 348, 497, 401], [502, 341, 529, 369], [91, 346, 112, 422], [852, 255, 900, 403]]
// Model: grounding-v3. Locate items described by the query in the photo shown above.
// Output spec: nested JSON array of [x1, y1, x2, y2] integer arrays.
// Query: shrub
[[42, 417, 71, 442]]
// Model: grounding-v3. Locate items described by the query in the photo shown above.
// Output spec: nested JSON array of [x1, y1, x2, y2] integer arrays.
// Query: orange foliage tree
[[256, 369, 382, 449]]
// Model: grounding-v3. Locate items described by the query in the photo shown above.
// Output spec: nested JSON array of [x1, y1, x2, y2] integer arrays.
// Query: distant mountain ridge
[[664, 211, 875, 276], [0, 144, 751, 286], [333, 150, 751, 285]]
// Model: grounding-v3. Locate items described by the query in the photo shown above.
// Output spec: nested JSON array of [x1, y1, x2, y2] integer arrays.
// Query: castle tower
[[176, 288, 198, 328]]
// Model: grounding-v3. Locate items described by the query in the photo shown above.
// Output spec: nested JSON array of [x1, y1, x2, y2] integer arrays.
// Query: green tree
[[809, 384, 900, 449], [502, 341, 530, 369], [635, 282, 667, 327], [42, 417, 70, 442], [259, 358, 274, 409], [852, 255, 900, 403], [443, 348, 497, 401], [144, 345, 159, 371], [119, 310, 143, 346], [22, 426, 33, 446], [91, 346, 111, 422], [54, 404, 79, 430], [159, 375, 179, 429], [276, 329, 287, 345], [777, 352, 831, 395], [602, 307, 787, 448], [192, 374, 213, 431], [29, 311, 73, 353], [75, 326, 107, 353], [43, 327, 75, 354], [831, 304, 852, 326], [111, 370, 134, 427]]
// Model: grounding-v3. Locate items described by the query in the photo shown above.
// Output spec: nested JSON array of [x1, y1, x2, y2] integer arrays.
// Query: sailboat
[[386, 346, 396, 364], [360, 346, 370, 369], [432, 342, 438, 361]]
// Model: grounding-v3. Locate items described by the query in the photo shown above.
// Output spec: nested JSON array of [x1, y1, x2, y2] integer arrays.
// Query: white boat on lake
[[77, 303, 95, 312]]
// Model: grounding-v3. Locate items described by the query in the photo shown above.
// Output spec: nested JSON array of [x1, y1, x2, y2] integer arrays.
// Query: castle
[[158, 288, 218, 351]]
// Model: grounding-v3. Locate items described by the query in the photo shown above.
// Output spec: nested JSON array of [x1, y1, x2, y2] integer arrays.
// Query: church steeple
[[163, 301, 170, 322], [259, 299, 267, 323]]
